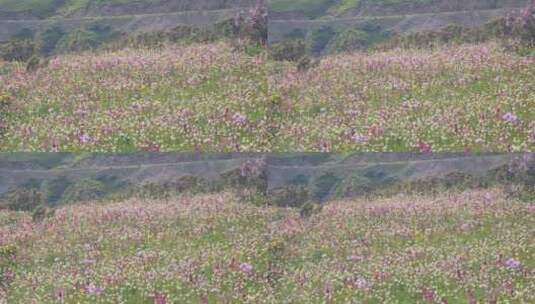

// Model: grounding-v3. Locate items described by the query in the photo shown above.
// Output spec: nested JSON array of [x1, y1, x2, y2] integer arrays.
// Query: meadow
[[0, 188, 532, 303], [1, 41, 534, 153], [0, 42, 271, 152], [270, 42, 535, 152]]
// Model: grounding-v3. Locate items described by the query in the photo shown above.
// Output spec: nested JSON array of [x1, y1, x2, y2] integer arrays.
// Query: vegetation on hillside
[[269, 0, 523, 19], [0, 188, 533, 302], [270, 0, 535, 56], [0, 42, 271, 152], [0, 1, 267, 60], [0, 38, 533, 153], [269, 42, 534, 152], [0, 0, 250, 19]]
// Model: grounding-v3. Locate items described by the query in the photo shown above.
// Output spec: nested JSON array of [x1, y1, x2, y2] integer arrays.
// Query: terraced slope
[[269, 0, 527, 20], [0, 0, 256, 20], [0, 8, 243, 42], [268, 7, 519, 44], [267, 0, 527, 44], [0, 0, 260, 42], [0, 153, 530, 204]]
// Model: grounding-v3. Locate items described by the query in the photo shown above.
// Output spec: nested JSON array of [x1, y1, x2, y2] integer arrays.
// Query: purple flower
[[351, 133, 369, 143], [355, 278, 369, 289], [79, 133, 92, 144], [232, 112, 247, 126], [85, 283, 104, 295], [505, 257, 521, 270], [502, 112, 518, 124], [152, 291, 168, 304], [347, 255, 364, 262], [239, 262, 253, 273]]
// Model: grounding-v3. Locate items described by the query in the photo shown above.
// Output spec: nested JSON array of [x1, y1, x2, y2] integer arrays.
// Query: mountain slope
[[269, 0, 527, 20], [0, 0, 256, 20]]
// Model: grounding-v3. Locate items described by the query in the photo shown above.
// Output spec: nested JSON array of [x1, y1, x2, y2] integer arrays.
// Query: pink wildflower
[[417, 141, 433, 153], [355, 277, 370, 289], [152, 291, 167, 304], [239, 262, 253, 273]]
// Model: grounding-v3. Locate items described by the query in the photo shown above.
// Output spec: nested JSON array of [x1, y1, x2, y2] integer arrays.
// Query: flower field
[[270, 43, 535, 152], [1, 42, 534, 152], [0, 43, 270, 152], [1, 189, 533, 303]]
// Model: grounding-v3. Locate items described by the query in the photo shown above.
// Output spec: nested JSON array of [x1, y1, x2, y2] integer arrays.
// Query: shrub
[[0, 39, 36, 62], [25, 55, 41, 72], [221, 159, 267, 194], [41, 176, 72, 205], [269, 39, 306, 61], [133, 176, 210, 200], [334, 175, 374, 198], [135, 182, 171, 200], [1, 189, 44, 211], [62, 178, 106, 203], [55, 29, 100, 53], [299, 201, 323, 219], [284, 29, 306, 40], [306, 26, 336, 56], [13, 28, 35, 40], [311, 173, 341, 201], [37, 26, 66, 56], [326, 29, 370, 53], [269, 185, 309, 207], [296, 55, 320, 72], [31, 205, 55, 223]]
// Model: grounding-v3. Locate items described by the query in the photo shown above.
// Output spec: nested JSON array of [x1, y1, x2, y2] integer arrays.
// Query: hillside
[[0, 0, 262, 45], [0, 152, 531, 206], [1, 188, 533, 302], [1, 42, 533, 152], [0, 0, 256, 20], [267, 0, 528, 46], [269, 0, 527, 20]]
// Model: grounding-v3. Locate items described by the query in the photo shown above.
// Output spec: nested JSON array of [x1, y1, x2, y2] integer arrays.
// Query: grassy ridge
[[1, 189, 533, 302]]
